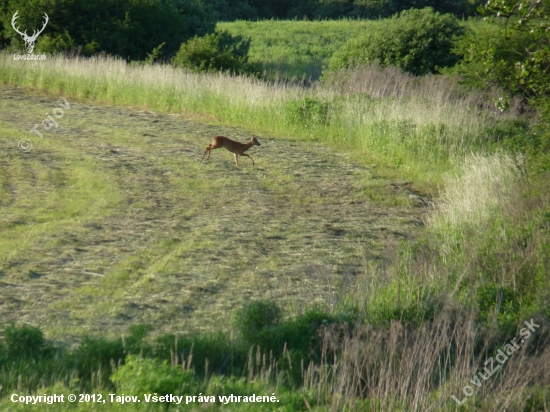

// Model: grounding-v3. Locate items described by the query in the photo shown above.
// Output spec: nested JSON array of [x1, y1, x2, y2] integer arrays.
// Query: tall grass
[[312, 306, 550, 411], [430, 153, 521, 230], [0, 53, 514, 182], [1, 50, 548, 411], [1, 304, 548, 411], [348, 150, 550, 334]]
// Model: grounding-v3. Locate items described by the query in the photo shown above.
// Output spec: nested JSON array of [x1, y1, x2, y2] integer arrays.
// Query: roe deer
[[200, 135, 261, 166]]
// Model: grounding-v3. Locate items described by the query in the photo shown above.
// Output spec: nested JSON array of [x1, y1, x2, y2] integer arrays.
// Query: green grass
[[217, 19, 379, 81], [0, 25, 548, 409], [0, 52, 509, 186], [0, 86, 419, 341]]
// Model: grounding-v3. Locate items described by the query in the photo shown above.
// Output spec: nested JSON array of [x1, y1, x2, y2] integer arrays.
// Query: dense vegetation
[[328, 8, 464, 75], [0, 0, 549, 410], [218, 19, 379, 80], [0, 0, 212, 61], [172, 31, 259, 74], [0, 0, 480, 63]]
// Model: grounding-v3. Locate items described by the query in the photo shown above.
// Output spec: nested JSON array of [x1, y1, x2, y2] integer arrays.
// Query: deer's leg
[[206, 144, 216, 160], [234, 154, 239, 166], [200, 146, 211, 163], [241, 153, 254, 166]]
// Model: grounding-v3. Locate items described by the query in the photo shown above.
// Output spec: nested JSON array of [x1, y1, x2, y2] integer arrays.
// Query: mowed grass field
[[0, 86, 422, 341]]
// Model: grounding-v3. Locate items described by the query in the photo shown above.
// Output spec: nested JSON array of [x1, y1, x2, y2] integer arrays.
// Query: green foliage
[[477, 283, 521, 326], [124, 323, 153, 354], [111, 355, 196, 395], [236, 301, 282, 344], [329, 8, 464, 75], [482, 0, 550, 99], [205, 375, 264, 398], [235, 301, 337, 383], [0, 0, 481, 62], [4, 323, 52, 361], [248, 308, 335, 358], [218, 19, 379, 81], [71, 336, 124, 385], [0, 0, 210, 60], [0, 340, 5, 368], [449, 1, 550, 101], [283, 97, 330, 129], [200, 0, 259, 21], [449, 20, 541, 96], [484, 117, 550, 158], [172, 30, 257, 74], [530, 99, 550, 171], [366, 281, 443, 326], [145, 42, 166, 64], [153, 333, 248, 376], [0, 0, 483, 64], [204, 0, 480, 20]]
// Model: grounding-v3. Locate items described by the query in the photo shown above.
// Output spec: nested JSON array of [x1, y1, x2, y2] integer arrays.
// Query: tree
[[172, 30, 258, 74], [451, 0, 550, 100], [0, 0, 212, 61], [329, 7, 464, 75]]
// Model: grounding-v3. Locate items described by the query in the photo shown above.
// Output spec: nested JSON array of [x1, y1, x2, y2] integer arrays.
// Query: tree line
[[0, 0, 479, 62]]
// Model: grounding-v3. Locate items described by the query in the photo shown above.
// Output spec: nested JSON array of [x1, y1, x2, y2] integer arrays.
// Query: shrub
[[447, 16, 550, 105], [124, 323, 153, 355], [236, 301, 282, 344], [4, 323, 52, 361], [172, 30, 257, 74], [477, 283, 520, 327], [0, 339, 6, 367], [446, 20, 541, 96], [329, 7, 464, 75], [153, 333, 247, 376], [250, 309, 335, 360], [111, 355, 196, 395], [71, 336, 124, 385]]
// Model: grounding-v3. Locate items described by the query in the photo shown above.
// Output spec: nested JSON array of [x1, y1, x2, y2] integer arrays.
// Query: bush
[[329, 7, 464, 75], [111, 355, 196, 395], [247, 308, 335, 359], [172, 30, 257, 74], [4, 323, 52, 361], [124, 323, 153, 355], [448, 18, 550, 104], [236, 301, 282, 344], [235, 302, 335, 363], [477, 283, 521, 327], [446, 21, 540, 95], [153, 333, 247, 376], [72, 336, 125, 385]]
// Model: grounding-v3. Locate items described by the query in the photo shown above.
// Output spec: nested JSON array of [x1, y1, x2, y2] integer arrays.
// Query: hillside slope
[[0, 86, 423, 341]]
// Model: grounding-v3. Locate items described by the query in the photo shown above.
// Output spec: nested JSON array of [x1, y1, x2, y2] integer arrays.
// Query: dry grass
[[307, 306, 550, 411], [0, 52, 547, 411], [0, 86, 421, 341], [0, 53, 519, 183], [430, 153, 522, 229]]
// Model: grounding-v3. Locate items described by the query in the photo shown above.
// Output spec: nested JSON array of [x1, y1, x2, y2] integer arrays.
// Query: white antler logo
[[11, 11, 49, 55]]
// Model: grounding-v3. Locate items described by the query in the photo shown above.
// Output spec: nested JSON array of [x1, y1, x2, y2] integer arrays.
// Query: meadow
[[217, 20, 379, 81], [0, 17, 549, 411]]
